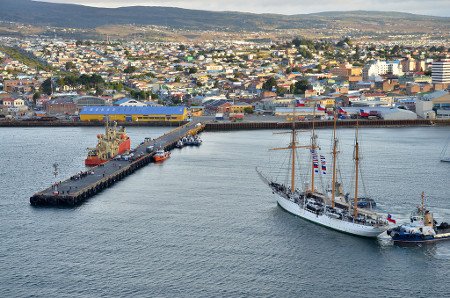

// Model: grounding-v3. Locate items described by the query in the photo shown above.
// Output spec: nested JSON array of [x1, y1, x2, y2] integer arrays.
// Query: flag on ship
[[311, 150, 319, 173], [387, 214, 396, 224], [320, 155, 327, 174]]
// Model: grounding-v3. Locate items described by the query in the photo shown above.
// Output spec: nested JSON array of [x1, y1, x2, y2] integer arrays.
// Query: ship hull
[[85, 156, 107, 167], [119, 139, 131, 154], [275, 194, 386, 238], [390, 231, 450, 244], [153, 153, 170, 162]]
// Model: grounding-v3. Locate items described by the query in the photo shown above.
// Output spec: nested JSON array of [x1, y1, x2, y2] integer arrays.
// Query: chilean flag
[[316, 104, 326, 111], [295, 99, 305, 107], [360, 109, 370, 117], [338, 107, 347, 114], [387, 214, 396, 224]]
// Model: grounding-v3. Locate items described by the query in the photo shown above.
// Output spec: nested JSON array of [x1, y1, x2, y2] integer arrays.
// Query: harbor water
[[1, 126, 449, 297]]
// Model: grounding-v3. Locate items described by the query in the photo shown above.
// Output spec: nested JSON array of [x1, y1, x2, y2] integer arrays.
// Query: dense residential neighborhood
[[0, 36, 449, 121]]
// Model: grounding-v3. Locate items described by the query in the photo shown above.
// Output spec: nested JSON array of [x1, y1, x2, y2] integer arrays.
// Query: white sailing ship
[[257, 107, 389, 238]]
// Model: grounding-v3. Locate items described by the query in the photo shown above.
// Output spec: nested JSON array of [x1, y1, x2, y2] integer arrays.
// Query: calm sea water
[[0, 126, 449, 297]]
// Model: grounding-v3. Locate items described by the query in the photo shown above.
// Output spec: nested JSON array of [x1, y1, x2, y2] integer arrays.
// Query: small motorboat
[[153, 149, 171, 162], [176, 140, 184, 148]]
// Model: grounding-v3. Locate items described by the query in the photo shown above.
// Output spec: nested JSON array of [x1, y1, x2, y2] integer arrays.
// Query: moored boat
[[257, 106, 389, 238], [176, 139, 184, 148], [85, 121, 130, 166], [153, 149, 171, 162], [387, 192, 450, 244]]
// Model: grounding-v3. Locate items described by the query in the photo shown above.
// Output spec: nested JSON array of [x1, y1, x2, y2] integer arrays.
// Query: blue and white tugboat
[[387, 192, 450, 244]]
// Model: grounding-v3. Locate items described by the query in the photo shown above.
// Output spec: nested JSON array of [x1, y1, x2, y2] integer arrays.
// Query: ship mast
[[353, 119, 360, 219], [270, 105, 312, 192], [271, 105, 313, 192], [421, 191, 425, 215], [310, 103, 317, 192], [290, 109, 297, 191], [331, 110, 338, 208]]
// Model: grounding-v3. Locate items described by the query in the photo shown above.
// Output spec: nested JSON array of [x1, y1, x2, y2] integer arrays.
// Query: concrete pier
[[30, 121, 204, 206]]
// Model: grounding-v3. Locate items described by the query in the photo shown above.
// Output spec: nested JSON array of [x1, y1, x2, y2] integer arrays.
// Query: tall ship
[[85, 121, 131, 166], [257, 107, 389, 238]]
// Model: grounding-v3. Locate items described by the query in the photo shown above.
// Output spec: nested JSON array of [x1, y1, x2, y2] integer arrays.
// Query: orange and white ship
[[153, 149, 170, 162], [85, 121, 131, 166]]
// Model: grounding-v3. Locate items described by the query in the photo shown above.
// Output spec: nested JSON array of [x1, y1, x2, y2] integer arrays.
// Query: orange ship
[[85, 121, 131, 166], [153, 149, 170, 162]]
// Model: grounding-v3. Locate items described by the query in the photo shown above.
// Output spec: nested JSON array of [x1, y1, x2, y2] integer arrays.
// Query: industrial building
[[79, 106, 188, 122]]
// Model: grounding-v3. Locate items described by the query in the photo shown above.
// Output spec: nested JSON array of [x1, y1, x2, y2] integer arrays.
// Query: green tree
[[188, 67, 198, 74], [41, 78, 53, 95], [64, 75, 78, 87], [57, 77, 65, 87], [32, 92, 41, 105], [244, 107, 253, 114], [124, 66, 137, 74], [262, 77, 277, 91], [292, 78, 309, 95], [65, 61, 76, 70]]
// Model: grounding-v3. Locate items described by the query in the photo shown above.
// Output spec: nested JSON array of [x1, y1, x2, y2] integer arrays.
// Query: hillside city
[[0, 35, 449, 122]]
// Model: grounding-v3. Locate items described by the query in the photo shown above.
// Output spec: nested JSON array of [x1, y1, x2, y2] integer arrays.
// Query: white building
[[113, 98, 147, 107], [432, 59, 450, 84], [363, 60, 403, 80]]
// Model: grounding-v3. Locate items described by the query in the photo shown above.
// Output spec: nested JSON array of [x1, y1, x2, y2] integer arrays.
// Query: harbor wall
[[2, 119, 449, 129], [204, 119, 450, 131]]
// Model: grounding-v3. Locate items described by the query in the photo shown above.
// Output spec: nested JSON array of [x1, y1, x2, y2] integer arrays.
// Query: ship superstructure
[[85, 121, 131, 166]]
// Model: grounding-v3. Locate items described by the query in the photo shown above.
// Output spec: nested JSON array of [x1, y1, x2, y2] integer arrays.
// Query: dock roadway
[[30, 122, 205, 206]]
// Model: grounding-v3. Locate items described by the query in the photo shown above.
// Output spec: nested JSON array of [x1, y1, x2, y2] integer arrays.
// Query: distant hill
[[0, 0, 449, 32]]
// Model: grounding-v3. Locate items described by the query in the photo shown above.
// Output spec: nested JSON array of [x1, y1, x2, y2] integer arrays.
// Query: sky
[[36, 0, 450, 17]]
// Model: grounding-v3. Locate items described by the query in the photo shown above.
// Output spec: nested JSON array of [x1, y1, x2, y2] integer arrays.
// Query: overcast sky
[[37, 0, 450, 16]]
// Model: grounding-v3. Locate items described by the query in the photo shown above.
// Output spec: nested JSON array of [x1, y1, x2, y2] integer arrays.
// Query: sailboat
[[440, 136, 450, 163], [257, 106, 389, 238]]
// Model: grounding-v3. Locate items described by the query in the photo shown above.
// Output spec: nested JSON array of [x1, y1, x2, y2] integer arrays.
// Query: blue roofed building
[[79, 106, 188, 122]]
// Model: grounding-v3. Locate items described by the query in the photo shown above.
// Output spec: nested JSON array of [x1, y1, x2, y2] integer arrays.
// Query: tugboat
[[387, 192, 450, 244], [85, 121, 130, 166], [153, 149, 171, 162]]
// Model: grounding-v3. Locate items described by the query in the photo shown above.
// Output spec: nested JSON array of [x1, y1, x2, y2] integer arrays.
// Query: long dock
[[30, 121, 205, 206]]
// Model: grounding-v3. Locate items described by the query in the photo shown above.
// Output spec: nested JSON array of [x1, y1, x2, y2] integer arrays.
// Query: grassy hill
[[0, 0, 448, 33]]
